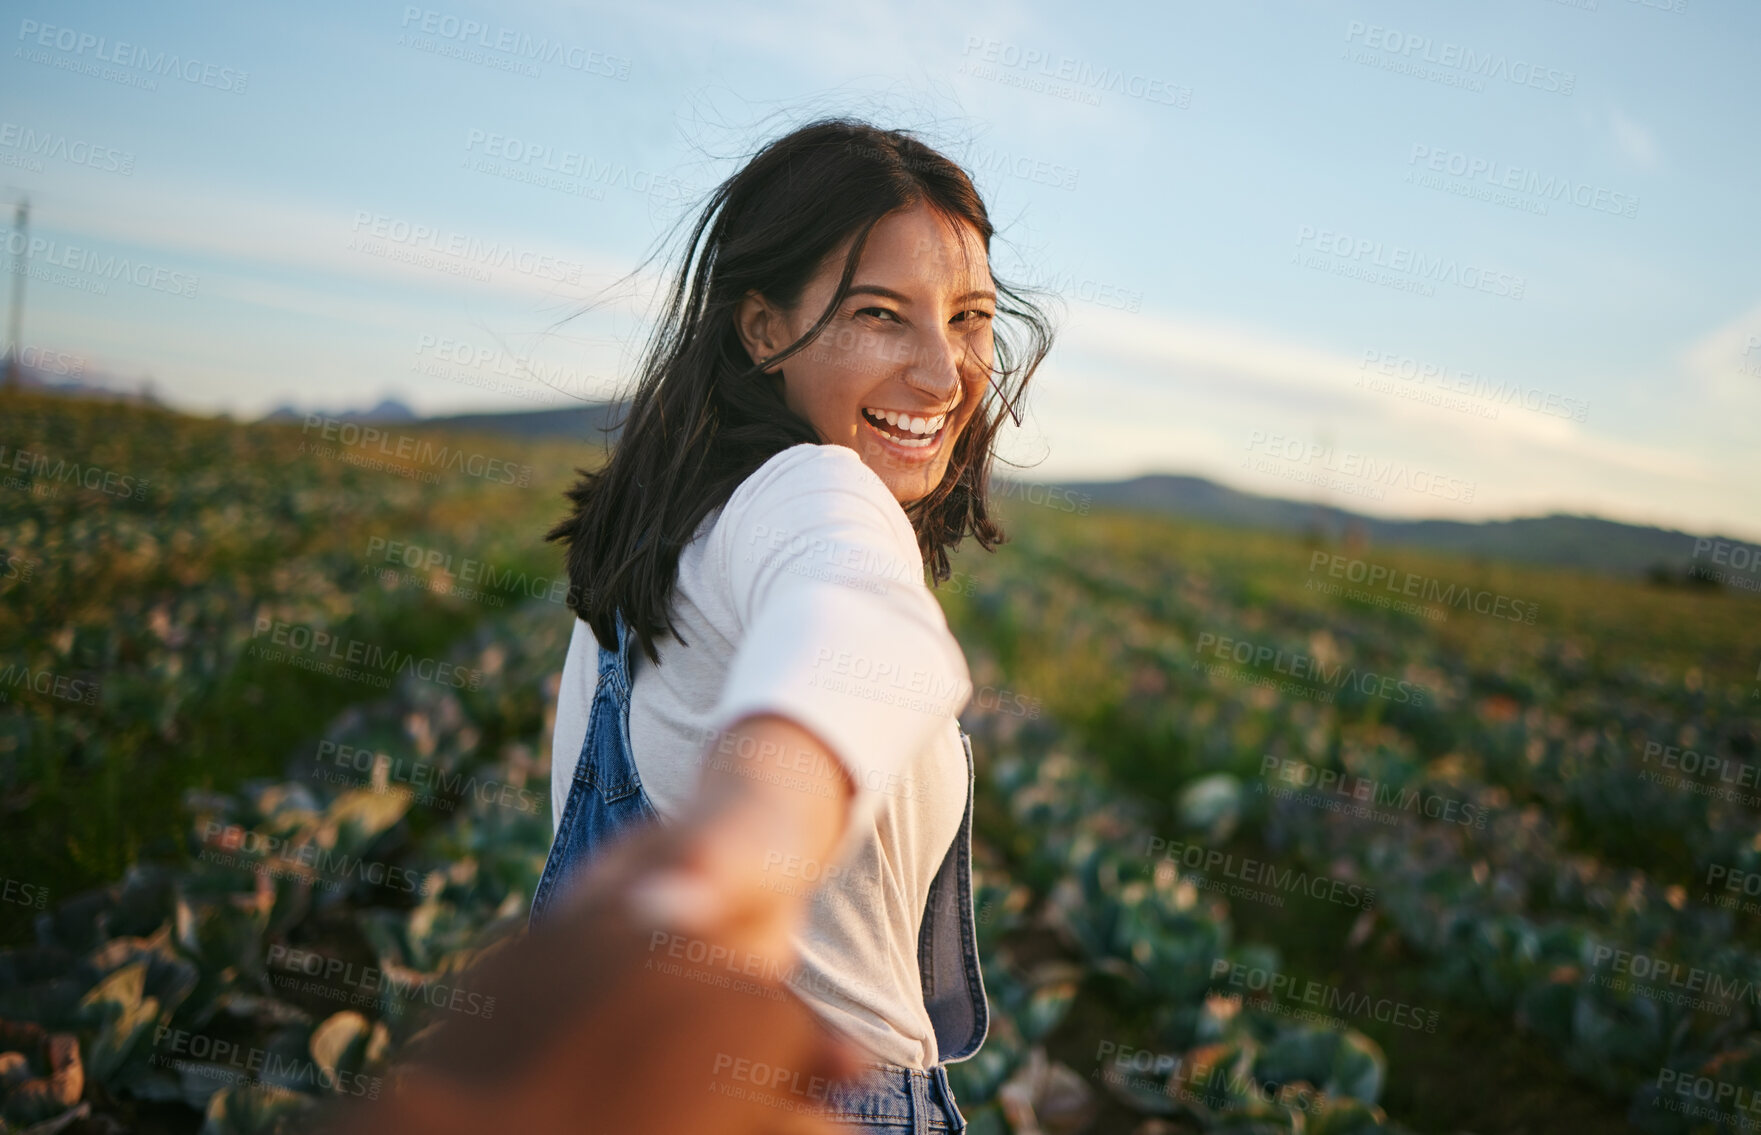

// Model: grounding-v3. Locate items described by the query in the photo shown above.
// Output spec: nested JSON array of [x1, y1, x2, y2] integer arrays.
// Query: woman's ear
[[734, 290, 787, 374]]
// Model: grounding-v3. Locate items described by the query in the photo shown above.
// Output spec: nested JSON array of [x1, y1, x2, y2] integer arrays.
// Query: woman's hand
[[315, 713, 865, 1135], [628, 712, 857, 962]]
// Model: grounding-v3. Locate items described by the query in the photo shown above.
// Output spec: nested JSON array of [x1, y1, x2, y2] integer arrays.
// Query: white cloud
[[26, 172, 654, 311], [1015, 303, 1751, 534]]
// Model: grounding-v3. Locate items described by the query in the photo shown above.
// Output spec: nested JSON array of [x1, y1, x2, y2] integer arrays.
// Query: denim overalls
[[531, 611, 987, 1133]]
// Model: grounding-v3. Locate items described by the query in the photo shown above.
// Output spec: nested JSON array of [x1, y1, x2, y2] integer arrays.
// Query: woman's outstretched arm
[[626, 712, 858, 962], [317, 713, 862, 1135]]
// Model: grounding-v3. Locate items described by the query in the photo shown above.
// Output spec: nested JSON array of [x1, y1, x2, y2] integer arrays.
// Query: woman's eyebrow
[[846, 284, 998, 304]]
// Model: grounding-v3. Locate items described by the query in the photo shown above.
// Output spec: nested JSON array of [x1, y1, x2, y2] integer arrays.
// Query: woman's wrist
[[630, 713, 854, 941]]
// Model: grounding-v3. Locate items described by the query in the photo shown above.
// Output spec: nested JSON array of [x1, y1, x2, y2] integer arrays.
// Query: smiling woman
[[508, 118, 1057, 1131], [735, 204, 1001, 506]]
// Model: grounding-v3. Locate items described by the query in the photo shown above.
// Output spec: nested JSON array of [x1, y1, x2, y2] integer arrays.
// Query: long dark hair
[[548, 117, 1056, 664]]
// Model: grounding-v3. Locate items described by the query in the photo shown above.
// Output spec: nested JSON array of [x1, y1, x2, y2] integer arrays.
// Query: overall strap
[[528, 609, 655, 927], [599, 610, 637, 700]]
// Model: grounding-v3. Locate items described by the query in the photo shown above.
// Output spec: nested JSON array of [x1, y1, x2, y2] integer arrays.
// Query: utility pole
[[2, 191, 26, 391]]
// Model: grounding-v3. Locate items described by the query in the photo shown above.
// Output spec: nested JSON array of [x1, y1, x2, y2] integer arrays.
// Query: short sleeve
[[549, 617, 599, 837], [703, 445, 972, 864]]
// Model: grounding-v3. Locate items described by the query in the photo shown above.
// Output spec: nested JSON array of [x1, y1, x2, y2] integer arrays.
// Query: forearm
[[627, 713, 854, 949]]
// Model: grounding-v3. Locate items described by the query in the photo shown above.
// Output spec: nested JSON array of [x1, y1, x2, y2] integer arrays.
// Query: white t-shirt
[[549, 442, 974, 1069]]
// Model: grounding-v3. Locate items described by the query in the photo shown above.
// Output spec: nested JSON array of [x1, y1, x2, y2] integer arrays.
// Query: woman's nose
[[901, 332, 963, 401]]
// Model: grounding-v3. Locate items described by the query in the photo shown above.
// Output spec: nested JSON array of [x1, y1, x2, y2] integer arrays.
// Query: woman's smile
[[857, 404, 956, 460]]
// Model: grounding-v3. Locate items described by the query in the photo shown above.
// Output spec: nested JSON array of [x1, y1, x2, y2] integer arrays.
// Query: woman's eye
[[857, 306, 900, 322], [953, 309, 995, 325]]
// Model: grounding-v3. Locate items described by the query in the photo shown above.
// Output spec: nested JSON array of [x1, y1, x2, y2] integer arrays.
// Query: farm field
[[1, 389, 1757, 1134]]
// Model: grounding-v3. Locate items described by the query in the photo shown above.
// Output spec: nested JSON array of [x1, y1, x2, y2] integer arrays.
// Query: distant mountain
[[258, 401, 623, 442], [7, 358, 161, 405], [421, 403, 625, 442], [1020, 472, 1741, 583], [261, 398, 417, 424], [399, 405, 1734, 583], [18, 379, 1737, 584]]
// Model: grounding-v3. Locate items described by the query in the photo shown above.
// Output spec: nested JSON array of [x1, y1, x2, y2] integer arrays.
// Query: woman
[[534, 117, 1054, 1133]]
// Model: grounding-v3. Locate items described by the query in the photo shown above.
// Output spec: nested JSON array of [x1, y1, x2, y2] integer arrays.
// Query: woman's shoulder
[[720, 444, 914, 544], [738, 442, 889, 499], [704, 443, 922, 587]]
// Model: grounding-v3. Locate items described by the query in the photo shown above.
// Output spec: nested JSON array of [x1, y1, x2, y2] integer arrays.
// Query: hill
[[1033, 472, 1731, 582], [206, 393, 1761, 584]]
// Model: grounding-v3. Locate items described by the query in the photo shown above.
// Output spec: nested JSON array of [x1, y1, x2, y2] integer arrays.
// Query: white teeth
[[862, 407, 946, 443]]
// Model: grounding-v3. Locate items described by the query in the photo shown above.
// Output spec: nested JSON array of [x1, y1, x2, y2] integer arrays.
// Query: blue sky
[[4, 0, 1758, 539]]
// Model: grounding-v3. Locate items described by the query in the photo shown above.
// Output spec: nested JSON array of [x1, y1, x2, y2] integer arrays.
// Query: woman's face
[[736, 202, 996, 505]]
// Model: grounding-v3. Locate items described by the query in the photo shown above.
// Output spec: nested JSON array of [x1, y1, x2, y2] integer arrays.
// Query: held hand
[[615, 711, 858, 966], [315, 713, 864, 1135]]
